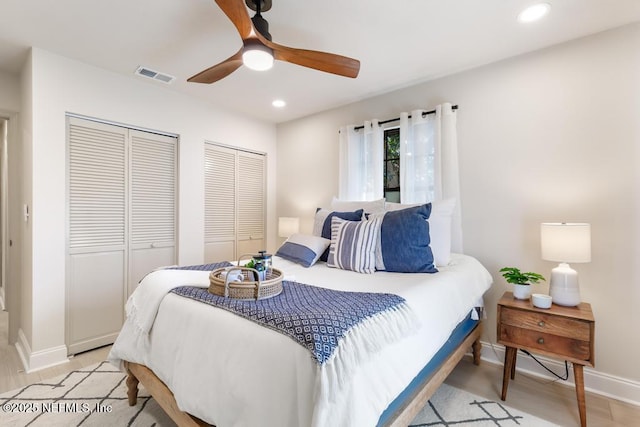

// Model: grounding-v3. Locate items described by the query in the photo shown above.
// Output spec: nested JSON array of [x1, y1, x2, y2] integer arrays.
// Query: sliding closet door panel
[[67, 117, 177, 354], [129, 130, 177, 295], [204, 143, 266, 261], [237, 151, 265, 256], [204, 144, 237, 261], [67, 117, 127, 354]]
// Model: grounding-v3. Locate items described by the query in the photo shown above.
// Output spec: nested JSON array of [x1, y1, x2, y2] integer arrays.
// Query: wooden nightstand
[[497, 291, 595, 427]]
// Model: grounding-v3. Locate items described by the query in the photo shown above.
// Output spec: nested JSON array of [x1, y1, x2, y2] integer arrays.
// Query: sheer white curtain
[[338, 103, 462, 251], [400, 103, 462, 252], [399, 110, 437, 204], [338, 120, 383, 201]]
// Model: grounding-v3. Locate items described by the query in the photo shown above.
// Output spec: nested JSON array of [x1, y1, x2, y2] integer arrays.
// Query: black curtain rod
[[353, 105, 458, 131]]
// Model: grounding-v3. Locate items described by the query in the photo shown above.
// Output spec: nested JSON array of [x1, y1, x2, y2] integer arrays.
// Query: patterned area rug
[[0, 361, 558, 426], [409, 383, 558, 426]]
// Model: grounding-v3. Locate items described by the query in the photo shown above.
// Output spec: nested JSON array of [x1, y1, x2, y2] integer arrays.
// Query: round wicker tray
[[209, 266, 283, 300]]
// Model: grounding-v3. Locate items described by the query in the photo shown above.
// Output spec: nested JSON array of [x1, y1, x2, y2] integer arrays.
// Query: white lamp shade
[[278, 217, 300, 238], [540, 223, 591, 263]]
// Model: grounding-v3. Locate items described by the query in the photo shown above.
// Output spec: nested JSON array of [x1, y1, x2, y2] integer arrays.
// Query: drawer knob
[[537, 337, 545, 344], [538, 321, 545, 327]]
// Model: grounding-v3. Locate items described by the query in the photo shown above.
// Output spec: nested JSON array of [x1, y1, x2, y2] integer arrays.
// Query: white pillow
[[384, 201, 419, 211], [429, 199, 455, 267], [385, 198, 456, 267], [331, 197, 386, 217]]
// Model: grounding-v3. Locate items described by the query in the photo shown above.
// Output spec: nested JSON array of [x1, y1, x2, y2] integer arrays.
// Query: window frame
[[382, 125, 400, 202]]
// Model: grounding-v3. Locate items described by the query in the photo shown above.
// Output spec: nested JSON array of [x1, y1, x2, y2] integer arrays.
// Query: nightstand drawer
[[500, 307, 590, 341], [499, 324, 591, 361]]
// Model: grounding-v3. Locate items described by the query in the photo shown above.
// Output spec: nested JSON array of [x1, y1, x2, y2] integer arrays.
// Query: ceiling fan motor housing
[[245, 0, 272, 12], [252, 13, 272, 41]]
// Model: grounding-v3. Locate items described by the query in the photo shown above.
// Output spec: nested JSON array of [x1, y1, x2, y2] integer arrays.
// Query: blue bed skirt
[[376, 313, 479, 426]]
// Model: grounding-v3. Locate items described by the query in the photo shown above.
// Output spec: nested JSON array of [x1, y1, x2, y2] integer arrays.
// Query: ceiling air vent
[[135, 66, 175, 84]]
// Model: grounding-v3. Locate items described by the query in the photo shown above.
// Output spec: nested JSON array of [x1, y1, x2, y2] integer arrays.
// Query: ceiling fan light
[[242, 44, 274, 71]]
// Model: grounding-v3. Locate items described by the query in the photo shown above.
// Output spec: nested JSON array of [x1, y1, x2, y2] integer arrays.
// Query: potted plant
[[499, 267, 545, 300]]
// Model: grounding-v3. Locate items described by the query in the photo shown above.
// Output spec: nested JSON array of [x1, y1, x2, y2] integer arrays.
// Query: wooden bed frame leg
[[472, 338, 482, 365], [124, 362, 211, 426], [471, 318, 483, 366], [125, 363, 140, 406]]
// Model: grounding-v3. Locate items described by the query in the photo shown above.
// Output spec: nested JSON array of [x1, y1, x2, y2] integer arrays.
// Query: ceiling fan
[[188, 0, 361, 84]]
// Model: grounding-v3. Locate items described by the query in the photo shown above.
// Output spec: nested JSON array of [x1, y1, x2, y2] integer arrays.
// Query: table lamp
[[540, 223, 591, 306], [278, 217, 300, 239]]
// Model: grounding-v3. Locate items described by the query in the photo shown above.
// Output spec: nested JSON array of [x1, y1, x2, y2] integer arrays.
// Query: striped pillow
[[312, 208, 364, 262], [327, 216, 381, 274]]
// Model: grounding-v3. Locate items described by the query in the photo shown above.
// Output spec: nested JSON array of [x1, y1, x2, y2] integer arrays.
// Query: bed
[[108, 201, 493, 426], [108, 253, 491, 426]]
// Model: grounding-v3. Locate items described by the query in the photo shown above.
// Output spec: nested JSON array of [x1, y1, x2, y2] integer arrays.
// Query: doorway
[[0, 112, 21, 347], [0, 117, 7, 312]]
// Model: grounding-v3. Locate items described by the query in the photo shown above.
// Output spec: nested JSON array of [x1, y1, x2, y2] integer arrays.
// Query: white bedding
[[108, 253, 492, 427]]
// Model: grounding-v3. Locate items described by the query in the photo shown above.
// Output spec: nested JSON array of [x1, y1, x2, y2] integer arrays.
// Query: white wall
[[277, 23, 640, 399], [19, 48, 277, 370], [19, 56, 33, 357]]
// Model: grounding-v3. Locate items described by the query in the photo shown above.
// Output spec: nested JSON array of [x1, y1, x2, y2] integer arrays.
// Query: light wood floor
[[1, 309, 638, 426], [0, 310, 111, 394], [444, 356, 640, 426]]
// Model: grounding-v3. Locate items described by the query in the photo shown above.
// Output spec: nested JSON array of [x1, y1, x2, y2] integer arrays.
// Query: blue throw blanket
[[166, 261, 233, 271], [170, 278, 410, 365]]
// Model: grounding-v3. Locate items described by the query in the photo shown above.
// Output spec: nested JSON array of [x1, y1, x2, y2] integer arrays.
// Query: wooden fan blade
[[215, 0, 254, 39], [267, 40, 360, 78], [187, 49, 244, 83]]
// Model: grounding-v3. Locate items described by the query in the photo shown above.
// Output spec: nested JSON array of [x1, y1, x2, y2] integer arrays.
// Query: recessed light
[[518, 3, 551, 23], [272, 99, 286, 108]]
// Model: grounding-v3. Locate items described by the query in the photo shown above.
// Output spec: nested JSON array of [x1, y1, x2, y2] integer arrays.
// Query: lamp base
[[549, 263, 581, 306]]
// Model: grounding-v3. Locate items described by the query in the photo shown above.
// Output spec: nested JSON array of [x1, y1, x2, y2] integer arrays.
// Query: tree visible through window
[[383, 127, 400, 202]]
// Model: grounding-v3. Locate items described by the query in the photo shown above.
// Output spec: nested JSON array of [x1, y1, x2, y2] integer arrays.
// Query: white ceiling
[[1, 0, 639, 123]]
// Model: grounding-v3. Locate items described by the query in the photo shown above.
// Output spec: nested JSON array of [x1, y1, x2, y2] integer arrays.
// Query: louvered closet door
[[67, 117, 127, 355], [237, 150, 265, 257], [67, 117, 177, 355], [204, 143, 266, 262], [128, 130, 177, 296], [204, 144, 237, 261]]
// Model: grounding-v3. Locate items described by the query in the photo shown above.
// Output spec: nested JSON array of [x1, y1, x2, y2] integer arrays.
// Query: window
[[383, 127, 400, 202]]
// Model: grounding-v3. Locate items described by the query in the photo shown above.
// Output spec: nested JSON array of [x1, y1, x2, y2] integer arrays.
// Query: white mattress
[[108, 253, 492, 427]]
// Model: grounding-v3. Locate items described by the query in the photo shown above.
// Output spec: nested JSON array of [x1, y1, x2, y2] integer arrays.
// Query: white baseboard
[[15, 328, 70, 373], [480, 341, 640, 407]]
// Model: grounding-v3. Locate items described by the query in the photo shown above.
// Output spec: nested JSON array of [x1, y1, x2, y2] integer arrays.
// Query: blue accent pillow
[[276, 234, 331, 268], [313, 208, 364, 262], [376, 204, 438, 273]]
